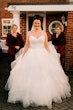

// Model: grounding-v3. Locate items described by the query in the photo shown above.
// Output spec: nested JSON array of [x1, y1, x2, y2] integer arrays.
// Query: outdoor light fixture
[[61, 15, 65, 24], [61, 15, 67, 26]]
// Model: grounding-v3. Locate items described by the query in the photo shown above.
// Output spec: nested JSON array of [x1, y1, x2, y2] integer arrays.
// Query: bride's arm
[[22, 34, 30, 57], [44, 32, 50, 53]]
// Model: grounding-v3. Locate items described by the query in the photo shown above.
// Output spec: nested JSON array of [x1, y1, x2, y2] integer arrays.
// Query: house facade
[[0, 0, 73, 71]]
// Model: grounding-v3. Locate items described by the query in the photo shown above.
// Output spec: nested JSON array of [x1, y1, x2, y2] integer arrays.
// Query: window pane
[[51, 28, 55, 33], [3, 30, 8, 35], [8, 26, 11, 29], [3, 26, 7, 29], [3, 20, 10, 24], [56, 23, 60, 27], [52, 23, 56, 28], [8, 29, 11, 33], [3, 29, 7, 33]]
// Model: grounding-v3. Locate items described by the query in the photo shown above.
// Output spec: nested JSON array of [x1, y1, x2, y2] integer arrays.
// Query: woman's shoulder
[[27, 30, 33, 37], [60, 32, 65, 37], [52, 33, 56, 36], [7, 33, 12, 38], [17, 32, 22, 37], [28, 31, 32, 34], [61, 32, 65, 35], [42, 30, 45, 33], [41, 30, 47, 36], [7, 33, 11, 35]]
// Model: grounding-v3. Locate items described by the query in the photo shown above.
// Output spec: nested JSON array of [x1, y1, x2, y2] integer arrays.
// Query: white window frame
[[2, 18, 13, 37], [49, 20, 64, 34]]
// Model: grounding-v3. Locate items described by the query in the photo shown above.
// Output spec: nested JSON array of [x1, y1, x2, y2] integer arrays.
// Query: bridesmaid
[[6, 24, 24, 72], [51, 25, 66, 69]]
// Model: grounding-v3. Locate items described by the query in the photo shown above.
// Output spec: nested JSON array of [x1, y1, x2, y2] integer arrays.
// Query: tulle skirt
[[5, 42, 71, 108]]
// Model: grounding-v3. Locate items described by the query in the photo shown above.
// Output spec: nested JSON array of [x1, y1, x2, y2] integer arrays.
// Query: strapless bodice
[[29, 35, 45, 48]]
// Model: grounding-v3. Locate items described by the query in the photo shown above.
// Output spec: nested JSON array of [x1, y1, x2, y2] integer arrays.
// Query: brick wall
[[65, 11, 73, 71], [20, 14, 26, 41]]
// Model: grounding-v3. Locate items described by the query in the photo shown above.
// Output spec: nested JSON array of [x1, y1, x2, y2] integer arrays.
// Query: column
[[11, 11, 20, 32]]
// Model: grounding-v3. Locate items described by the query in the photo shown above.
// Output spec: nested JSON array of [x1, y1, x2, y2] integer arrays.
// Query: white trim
[[11, 11, 20, 32], [7, 4, 73, 12]]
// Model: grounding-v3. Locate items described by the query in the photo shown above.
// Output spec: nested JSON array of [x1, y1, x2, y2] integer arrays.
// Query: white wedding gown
[[5, 35, 71, 108]]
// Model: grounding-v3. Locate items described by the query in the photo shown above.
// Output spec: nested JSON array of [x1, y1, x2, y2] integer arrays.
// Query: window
[[2, 19, 13, 37], [49, 20, 64, 34]]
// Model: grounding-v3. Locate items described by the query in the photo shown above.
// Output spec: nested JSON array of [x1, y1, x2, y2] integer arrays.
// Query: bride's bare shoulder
[[27, 31, 33, 37], [42, 30, 47, 36]]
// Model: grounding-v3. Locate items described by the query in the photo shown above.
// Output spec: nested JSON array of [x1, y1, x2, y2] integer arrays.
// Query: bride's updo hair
[[33, 15, 42, 23]]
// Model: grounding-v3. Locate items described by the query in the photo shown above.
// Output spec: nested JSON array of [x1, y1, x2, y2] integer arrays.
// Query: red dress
[[51, 32, 66, 58], [51, 32, 66, 68], [6, 33, 24, 71]]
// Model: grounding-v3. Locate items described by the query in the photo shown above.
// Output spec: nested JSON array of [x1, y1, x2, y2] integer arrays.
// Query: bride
[[5, 15, 71, 108]]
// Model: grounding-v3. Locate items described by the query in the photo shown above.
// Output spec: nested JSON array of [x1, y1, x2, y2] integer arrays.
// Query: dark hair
[[33, 15, 43, 29], [33, 15, 42, 23]]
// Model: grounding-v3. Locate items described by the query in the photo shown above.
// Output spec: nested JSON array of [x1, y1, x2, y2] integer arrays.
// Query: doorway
[[26, 13, 46, 34]]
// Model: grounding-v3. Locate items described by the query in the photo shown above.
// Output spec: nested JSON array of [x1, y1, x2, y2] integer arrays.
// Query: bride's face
[[33, 19, 41, 30]]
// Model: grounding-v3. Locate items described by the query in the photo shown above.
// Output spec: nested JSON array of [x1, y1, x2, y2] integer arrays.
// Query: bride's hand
[[21, 52, 25, 58], [21, 54, 24, 58], [15, 46, 20, 50]]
